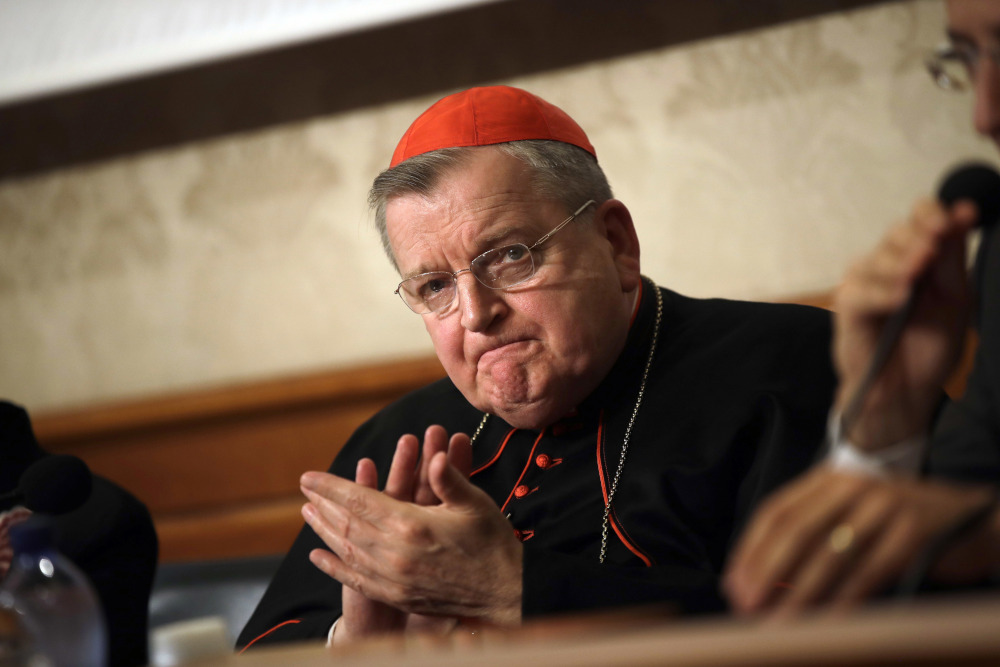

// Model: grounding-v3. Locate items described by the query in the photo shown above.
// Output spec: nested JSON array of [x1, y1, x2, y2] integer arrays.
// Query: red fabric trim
[[628, 279, 644, 328], [238, 619, 302, 654], [471, 427, 517, 476], [609, 508, 653, 567], [595, 410, 652, 567], [499, 429, 546, 514], [597, 411, 610, 504]]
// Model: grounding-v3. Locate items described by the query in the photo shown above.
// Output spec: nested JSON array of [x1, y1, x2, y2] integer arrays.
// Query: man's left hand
[[723, 467, 999, 616], [301, 451, 523, 626]]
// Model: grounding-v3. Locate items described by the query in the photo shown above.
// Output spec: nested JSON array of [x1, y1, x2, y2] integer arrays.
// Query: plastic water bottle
[[0, 517, 107, 667], [0, 605, 33, 665]]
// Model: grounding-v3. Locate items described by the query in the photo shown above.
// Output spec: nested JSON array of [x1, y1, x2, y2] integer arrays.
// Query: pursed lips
[[472, 337, 535, 365]]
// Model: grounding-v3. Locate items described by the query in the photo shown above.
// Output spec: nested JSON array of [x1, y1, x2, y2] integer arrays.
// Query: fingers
[[300, 485, 405, 601], [447, 432, 473, 479], [827, 510, 917, 610], [415, 425, 450, 505], [836, 198, 973, 319], [356, 458, 378, 489], [832, 198, 976, 448], [386, 436, 420, 500], [768, 479, 899, 615], [725, 469, 857, 612], [301, 471, 400, 536], [427, 451, 490, 510], [387, 425, 469, 504], [726, 471, 998, 618], [307, 545, 399, 608]]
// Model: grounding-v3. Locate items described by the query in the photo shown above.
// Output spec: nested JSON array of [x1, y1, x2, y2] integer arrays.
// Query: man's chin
[[471, 389, 566, 431]]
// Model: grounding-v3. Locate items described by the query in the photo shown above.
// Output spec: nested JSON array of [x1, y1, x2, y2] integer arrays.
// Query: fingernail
[[302, 503, 316, 522], [301, 471, 319, 488]]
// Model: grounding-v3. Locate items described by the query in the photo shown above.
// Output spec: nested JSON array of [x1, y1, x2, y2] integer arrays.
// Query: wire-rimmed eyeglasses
[[926, 41, 1000, 92], [394, 200, 597, 314]]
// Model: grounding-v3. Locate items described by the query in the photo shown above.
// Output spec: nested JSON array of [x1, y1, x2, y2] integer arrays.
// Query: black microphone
[[937, 161, 1000, 224], [840, 162, 1000, 433], [0, 455, 93, 515]]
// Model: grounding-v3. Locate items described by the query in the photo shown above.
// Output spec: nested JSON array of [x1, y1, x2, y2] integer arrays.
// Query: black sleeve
[[235, 522, 343, 647], [926, 356, 1000, 483], [729, 304, 838, 547], [925, 223, 1000, 483], [236, 440, 361, 648]]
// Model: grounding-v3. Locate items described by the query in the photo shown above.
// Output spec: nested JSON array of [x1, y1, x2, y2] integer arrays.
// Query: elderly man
[[238, 85, 835, 649], [725, 0, 1000, 616]]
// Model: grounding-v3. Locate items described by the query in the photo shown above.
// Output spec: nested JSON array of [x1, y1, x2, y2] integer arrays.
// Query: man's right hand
[[331, 425, 472, 644], [833, 198, 978, 450]]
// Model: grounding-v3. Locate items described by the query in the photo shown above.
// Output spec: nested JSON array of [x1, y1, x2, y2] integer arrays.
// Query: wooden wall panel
[[32, 356, 446, 562]]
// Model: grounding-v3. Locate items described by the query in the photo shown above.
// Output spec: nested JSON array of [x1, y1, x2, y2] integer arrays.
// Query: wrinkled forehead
[[387, 148, 543, 225]]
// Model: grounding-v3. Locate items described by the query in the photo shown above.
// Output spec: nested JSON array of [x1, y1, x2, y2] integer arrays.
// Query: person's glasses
[[394, 200, 597, 314], [926, 41, 1000, 92]]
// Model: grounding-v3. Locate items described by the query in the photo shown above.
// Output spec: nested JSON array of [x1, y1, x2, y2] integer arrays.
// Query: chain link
[[600, 283, 662, 564]]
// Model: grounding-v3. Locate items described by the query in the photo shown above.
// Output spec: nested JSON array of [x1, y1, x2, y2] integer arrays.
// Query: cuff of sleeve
[[326, 617, 340, 647], [826, 409, 927, 477]]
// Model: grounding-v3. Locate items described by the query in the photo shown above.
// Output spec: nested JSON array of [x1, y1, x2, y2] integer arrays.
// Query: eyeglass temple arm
[[531, 200, 597, 248]]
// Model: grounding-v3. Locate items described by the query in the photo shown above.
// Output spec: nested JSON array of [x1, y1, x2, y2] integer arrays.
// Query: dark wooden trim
[[33, 356, 446, 562], [34, 356, 445, 445]]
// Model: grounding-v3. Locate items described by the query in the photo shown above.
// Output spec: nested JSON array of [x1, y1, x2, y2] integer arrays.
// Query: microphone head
[[937, 162, 1000, 227], [19, 455, 93, 514]]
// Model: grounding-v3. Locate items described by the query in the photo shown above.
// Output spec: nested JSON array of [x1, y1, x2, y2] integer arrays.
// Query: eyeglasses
[[394, 200, 597, 314], [926, 41, 1000, 92]]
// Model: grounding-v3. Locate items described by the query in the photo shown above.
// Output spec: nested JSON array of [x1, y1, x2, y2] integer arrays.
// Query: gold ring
[[829, 523, 855, 554]]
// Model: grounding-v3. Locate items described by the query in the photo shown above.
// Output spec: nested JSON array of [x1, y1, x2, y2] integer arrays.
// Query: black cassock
[[928, 217, 1000, 481], [239, 278, 836, 648]]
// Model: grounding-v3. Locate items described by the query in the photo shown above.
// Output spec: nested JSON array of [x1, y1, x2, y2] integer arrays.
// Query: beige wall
[[0, 0, 993, 413]]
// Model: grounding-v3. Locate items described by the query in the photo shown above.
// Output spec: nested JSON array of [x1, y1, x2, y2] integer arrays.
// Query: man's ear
[[594, 199, 641, 292]]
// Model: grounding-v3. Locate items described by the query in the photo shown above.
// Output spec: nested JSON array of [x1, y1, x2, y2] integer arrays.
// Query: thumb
[[428, 451, 485, 509]]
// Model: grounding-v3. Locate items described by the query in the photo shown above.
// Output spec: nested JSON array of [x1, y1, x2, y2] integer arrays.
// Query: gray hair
[[367, 140, 613, 271]]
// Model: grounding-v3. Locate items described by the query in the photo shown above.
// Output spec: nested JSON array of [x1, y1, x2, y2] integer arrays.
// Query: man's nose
[[973, 56, 1000, 142], [457, 273, 504, 332]]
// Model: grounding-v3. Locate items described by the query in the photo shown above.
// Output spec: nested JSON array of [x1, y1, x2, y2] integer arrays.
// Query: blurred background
[[1, 0, 992, 415], [0, 0, 994, 599]]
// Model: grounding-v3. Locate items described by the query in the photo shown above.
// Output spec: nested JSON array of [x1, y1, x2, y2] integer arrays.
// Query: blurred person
[[0, 401, 158, 667], [725, 0, 1000, 616]]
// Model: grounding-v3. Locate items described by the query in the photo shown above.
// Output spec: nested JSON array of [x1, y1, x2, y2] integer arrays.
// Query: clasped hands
[[300, 425, 523, 644]]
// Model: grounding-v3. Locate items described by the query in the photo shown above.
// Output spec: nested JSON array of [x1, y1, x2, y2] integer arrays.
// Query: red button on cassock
[[514, 484, 530, 498], [535, 454, 551, 469]]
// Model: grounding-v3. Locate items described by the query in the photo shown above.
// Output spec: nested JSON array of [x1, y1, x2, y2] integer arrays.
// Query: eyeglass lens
[[398, 243, 536, 313]]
